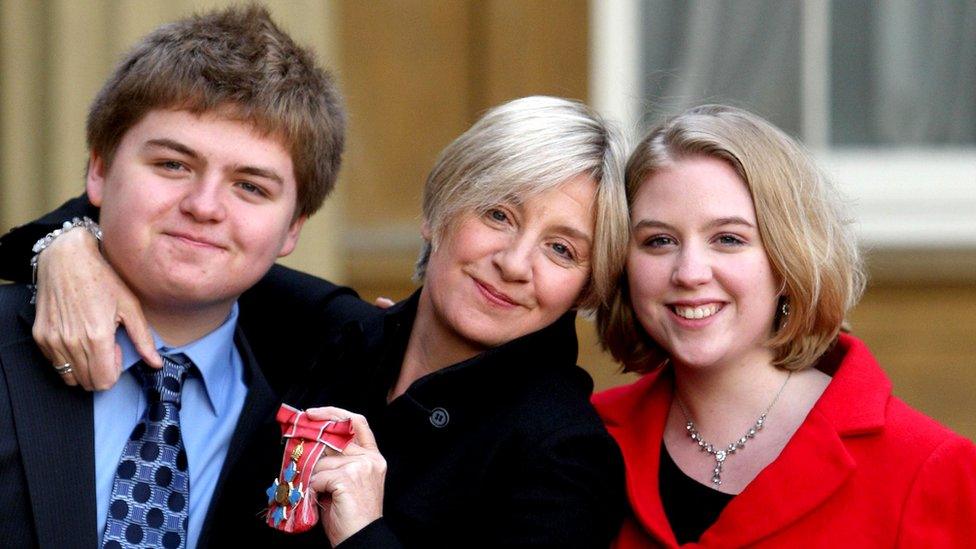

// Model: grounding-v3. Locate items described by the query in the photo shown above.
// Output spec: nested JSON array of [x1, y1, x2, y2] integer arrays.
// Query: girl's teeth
[[674, 304, 719, 319]]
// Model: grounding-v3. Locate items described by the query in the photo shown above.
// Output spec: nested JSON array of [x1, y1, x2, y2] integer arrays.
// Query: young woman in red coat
[[593, 104, 976, 547]]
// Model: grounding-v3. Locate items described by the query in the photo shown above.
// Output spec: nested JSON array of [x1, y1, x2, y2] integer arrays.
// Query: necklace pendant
[[675, 370, 792, 491]]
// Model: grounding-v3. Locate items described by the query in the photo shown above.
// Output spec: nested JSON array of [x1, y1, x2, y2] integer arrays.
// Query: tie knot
[[135, 353, 192, 405]]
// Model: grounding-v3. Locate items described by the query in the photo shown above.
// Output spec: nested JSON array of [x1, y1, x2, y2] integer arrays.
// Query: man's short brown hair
[[87, 4, 344, 218]]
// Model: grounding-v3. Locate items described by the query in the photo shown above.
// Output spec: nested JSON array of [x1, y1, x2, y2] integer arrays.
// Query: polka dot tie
[[102, 354, 192, 549]]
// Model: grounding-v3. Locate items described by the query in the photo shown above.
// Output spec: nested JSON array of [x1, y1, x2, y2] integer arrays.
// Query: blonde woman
[[594, 105, 976, 547]]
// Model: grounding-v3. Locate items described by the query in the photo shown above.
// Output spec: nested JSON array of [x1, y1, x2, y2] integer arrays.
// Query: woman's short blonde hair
[[415, 96, 630, 311], [599, 105, 866, 373]]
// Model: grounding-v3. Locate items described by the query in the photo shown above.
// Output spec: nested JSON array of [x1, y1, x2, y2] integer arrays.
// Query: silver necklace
[[675, 371, 792, 487]]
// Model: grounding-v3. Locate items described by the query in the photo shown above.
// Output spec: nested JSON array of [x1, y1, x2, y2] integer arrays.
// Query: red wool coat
[[593, 334, 976, 548]]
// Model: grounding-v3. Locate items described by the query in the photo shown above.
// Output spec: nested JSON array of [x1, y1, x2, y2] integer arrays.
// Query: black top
[[658, 443, 734, 544]]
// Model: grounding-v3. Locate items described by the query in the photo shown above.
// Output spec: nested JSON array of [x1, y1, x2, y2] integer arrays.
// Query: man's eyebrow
[[237, 165, 284, 186], [144, 138, 199, 159]]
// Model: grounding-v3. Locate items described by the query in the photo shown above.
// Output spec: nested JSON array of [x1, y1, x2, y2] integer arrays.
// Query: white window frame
[[590, 0, 976, 251]]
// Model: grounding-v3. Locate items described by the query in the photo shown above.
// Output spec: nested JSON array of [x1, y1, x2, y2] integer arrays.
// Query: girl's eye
[[643, 235, 675, 248], [716, 234, 745, 246]]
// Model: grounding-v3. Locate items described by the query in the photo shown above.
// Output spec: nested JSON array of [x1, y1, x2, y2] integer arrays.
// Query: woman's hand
[[307, 406, 387, 546], [33, 227, 161, 390]]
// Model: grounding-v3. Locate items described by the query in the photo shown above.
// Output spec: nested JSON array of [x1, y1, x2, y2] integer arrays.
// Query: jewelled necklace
[[675, 371, 792, 487]]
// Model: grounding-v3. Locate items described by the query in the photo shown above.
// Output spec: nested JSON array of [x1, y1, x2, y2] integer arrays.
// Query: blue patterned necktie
[[102, 354, 192, 549]]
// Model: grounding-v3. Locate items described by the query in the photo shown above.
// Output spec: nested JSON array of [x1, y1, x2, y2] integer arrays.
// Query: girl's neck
[[670, 350, 788, 437]]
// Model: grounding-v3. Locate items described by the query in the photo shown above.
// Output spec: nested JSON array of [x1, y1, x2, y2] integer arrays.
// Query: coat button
[[429, 407, 450, 428]]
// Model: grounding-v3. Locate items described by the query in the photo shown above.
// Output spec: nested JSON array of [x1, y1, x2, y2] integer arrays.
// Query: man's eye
[[159, 160, 185, 171], [238, 181, 266, 196]]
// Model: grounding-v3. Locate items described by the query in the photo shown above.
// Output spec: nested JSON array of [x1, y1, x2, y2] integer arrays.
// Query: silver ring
[[54, 363, 73, 375]]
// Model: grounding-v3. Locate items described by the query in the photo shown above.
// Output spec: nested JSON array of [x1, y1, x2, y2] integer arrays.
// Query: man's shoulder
[[0, 282, 31, 302], [252, 264, 355, 299], [243, 264, 368, 320], [0, 284, 33, 344]]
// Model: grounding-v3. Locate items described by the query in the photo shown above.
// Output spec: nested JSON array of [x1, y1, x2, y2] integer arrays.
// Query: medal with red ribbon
[[265, 404, 355, 533]]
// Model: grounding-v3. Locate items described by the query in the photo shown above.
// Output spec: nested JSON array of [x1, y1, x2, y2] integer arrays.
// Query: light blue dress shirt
[[94, 303, 248, 548]]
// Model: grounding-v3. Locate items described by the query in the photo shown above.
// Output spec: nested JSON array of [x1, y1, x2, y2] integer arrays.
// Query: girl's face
[[627, 155, 780, 372], [419, 174, 597, 357]]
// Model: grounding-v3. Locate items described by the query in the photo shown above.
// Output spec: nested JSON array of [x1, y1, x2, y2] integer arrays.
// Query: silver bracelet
[[29, 216, 103, 304]]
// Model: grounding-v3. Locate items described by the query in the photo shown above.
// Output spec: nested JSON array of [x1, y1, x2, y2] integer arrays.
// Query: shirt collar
[[116, 302, 241, 416]]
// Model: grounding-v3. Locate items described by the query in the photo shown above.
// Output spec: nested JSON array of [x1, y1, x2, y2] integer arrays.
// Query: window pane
[[831, 0, 976, 145], [639, 0, 803, 135]]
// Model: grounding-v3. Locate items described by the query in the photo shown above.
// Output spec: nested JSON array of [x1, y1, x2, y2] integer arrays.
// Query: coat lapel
[[699, 409, 856, 547], [700, 335, 890, 545], [197, 327, 277, 547], [691, 335, 886, 547], [2, 303, 97, 547], [602, 369, 680, 547]]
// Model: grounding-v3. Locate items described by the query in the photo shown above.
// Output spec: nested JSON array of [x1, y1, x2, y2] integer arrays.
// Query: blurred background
[[1, 0, 973, 439]]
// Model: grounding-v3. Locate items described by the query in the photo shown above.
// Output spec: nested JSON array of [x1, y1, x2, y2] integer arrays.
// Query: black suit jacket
[[0, 283, 282, 547], [0, 282, 373, 549]]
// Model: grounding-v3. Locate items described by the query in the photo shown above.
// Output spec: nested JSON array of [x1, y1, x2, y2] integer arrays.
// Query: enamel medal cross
[[267, 441, 306, 526], [265, 404, 354, 533]]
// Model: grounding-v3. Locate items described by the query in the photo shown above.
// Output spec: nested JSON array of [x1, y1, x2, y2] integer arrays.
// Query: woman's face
[[420, 174, 597, 356], [627, 155, 780, 371]]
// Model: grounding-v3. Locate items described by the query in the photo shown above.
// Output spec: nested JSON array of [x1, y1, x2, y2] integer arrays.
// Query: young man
[[0, 6, 353, 547]]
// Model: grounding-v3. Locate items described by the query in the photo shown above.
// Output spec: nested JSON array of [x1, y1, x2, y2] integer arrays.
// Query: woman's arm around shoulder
[[0, 194, 97, 282]]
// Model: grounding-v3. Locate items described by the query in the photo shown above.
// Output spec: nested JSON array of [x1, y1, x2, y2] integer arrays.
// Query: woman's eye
[[551, 242, 574, 260], [487, 208, 509, 223]]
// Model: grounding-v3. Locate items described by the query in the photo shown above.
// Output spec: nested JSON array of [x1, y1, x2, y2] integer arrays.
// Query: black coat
[[296, 291, 625, 548]]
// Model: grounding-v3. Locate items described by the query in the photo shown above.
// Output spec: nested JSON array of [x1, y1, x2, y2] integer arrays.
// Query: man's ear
[[86, 151, 107, 207], [277, 215, 307, 257]]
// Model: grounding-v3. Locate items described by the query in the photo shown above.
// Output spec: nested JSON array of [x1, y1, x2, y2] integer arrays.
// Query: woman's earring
[[780, 298, 790, 317]]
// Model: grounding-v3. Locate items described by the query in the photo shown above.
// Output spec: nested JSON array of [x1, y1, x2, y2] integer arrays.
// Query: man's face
[[87, 109, 305, 317]]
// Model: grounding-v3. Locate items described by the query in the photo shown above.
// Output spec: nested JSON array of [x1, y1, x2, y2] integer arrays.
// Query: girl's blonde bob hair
[[415, 96, 629, 311], [599, 105, 866, 373]]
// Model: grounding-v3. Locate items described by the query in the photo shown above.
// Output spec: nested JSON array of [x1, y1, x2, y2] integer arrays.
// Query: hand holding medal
[[306, 406, 387, 546], [265, 404, 355, 533]]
